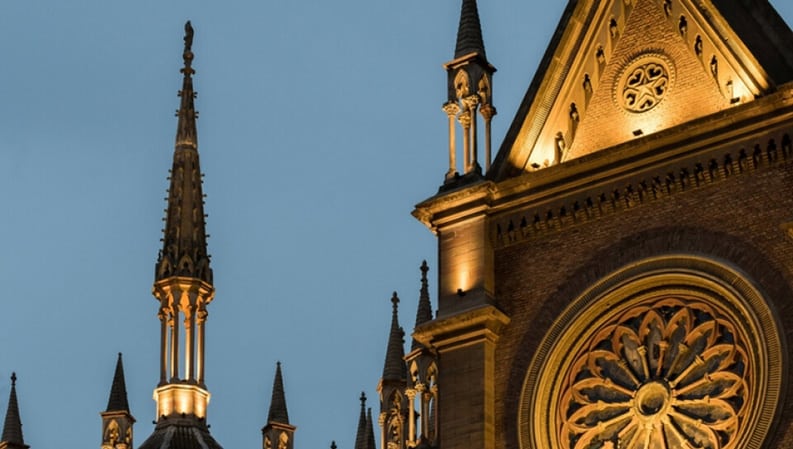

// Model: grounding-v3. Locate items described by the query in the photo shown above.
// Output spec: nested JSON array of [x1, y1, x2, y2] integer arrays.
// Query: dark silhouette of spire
[[106, 353, 130, 412], [1, 373, 26, 449], [155, 20, 212, 285], [454, 0, 486, 59], [267, 362, 289, 424], [354, 393, 368, 449], [411, 261, 433, 350], [382, 293, 406, 381], [365, 407, 376, 449]]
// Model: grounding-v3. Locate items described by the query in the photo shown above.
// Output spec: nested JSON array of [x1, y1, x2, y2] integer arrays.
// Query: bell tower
[[151, 20, 215, 422]]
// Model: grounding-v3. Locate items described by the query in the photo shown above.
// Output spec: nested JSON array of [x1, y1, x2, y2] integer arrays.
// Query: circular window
[[617, 55, 672, 113], [520, 256, 782, 449]]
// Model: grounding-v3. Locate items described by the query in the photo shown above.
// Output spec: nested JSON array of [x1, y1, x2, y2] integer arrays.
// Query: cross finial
[[10, 373, 15, 386]]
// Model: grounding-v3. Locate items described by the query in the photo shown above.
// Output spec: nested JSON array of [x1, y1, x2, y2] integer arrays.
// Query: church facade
[[2, 1, 793, 449]]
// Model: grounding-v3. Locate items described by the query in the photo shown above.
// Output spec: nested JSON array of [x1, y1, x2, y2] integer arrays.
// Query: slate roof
[[137, 421, 224, 449]]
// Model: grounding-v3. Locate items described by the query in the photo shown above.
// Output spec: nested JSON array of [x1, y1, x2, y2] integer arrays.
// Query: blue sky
[[1, 2, 792, 449]]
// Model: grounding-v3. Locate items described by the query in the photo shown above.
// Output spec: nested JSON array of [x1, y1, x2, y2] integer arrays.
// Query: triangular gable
[[490, 0, 793, 181]]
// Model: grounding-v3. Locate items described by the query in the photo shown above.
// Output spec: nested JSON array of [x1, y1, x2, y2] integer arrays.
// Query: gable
[[491, 0, 793, 181]]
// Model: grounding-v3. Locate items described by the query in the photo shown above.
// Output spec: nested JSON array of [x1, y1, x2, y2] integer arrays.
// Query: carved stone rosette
[[558, 297, 748, 449], [520, 257, 783, 449]]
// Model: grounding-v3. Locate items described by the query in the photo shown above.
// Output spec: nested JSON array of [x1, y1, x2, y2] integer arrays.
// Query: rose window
[[618, 56, 671, 113], [558, 297, 749, 449]]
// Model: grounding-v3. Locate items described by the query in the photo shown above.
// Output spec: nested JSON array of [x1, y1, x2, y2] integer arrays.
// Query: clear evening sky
[[1, 1, 792, 449]]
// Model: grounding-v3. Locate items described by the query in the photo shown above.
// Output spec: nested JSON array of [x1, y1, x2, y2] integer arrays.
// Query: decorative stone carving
[[558, 297, 748, 449], [617, 55, 672, 113]]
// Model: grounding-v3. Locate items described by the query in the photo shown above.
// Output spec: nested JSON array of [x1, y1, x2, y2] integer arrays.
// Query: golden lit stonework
[[521, 258, 783, 449], [617, 55, 671, 113], [558, 297, 748, 449]]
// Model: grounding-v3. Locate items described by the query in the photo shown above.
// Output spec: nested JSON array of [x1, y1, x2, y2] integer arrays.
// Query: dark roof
[[381, 292, 406, 382], [155, 20, 213, 284], [454, 0, 487, 59], [266, 362, 289, 424], [365, 407, 376, 449], [137, 421, 224, 449], [1, 373, 26, 449], [353, 393, 367, 449], [106, 353, 130, 412], [711, 0, 793, 83], [411, 261, 433, 351]]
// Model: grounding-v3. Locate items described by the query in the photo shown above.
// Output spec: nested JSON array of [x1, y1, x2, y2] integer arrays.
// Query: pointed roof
[[454, 0, 486, 59], [354, 393, 367, 449], [411, 261, 433, 351], [1, 373, 26, 449], [155, 20, 213, 284], [106, 353, 130, 412], [365, 407, 376, 449], [490, 0, 793, 181], [267, 362, 289, 424], [382, 292, 407, 382]]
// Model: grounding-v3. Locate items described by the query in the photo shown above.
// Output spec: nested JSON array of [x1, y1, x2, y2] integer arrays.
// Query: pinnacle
[[382, 292, 406, 382], [354, 392, 368, 449], [411, 261, 433, 351], [1, 373, 26, 447], [454, 0, 487, 59], [267, 362, 290, 424], [106, 353, 130, 412]]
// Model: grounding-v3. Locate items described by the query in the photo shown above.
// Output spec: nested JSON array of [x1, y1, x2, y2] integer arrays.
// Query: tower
[[0, 374, 27, 449], [262, 362, 296, 449], [413, 1, 793, 449], [377, 293, 407, 449], [442, 0, 496, 183], [138, 21, 224, 449], [101, 354, 135, 449], [404, 262, 437, 449]]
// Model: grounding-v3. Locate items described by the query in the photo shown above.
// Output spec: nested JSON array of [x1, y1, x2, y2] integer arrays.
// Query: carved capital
[[442, 101, 461, 117], [479, 104, 497, 120]]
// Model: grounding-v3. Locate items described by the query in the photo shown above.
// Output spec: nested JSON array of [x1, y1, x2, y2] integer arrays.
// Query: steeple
[[454, 0, 486, 59], [155, 19, 212, 285], [382, 293, 406, 382], [0, 373, 27, 449], [411, 261, 433, 351], [139, 22, 224, 449], [442, 0, 496, 183], [378, 293, 408, 449], [354, 393, 368, 449], [101, 354, 135, 449], [262, 363, 296, 449]]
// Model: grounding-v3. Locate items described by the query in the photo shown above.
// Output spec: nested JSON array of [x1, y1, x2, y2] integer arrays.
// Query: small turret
[[101, 354, 136, 449], [0, 373, 28, 449], [442, 0, 497, 184], [262, 363, 296, 449], [378, 293, 408, 449]]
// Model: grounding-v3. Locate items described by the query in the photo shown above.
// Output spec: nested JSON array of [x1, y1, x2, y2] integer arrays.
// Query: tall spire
[[354, 393, 368, 449], [267, 362, 290, 424], [0, 373, 25, 449], [454, 0, 486, 59], [155, 19, 212, 285], [106, 353, 130, 412], [411, 261, 433, 350], [382, 292, 406, 382]]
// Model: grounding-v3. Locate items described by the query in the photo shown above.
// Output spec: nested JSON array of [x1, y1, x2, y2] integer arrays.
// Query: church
[[2, 0, 793, 448]]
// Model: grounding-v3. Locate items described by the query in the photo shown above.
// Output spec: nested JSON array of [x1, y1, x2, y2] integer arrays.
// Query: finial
[[182, 21, 195, 73], [331, 441, 337, 449], [391, 291, 399, 309], [420, 260, 429, 276], [9, 373, 15, 387], [359, 391, 366, 406]]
